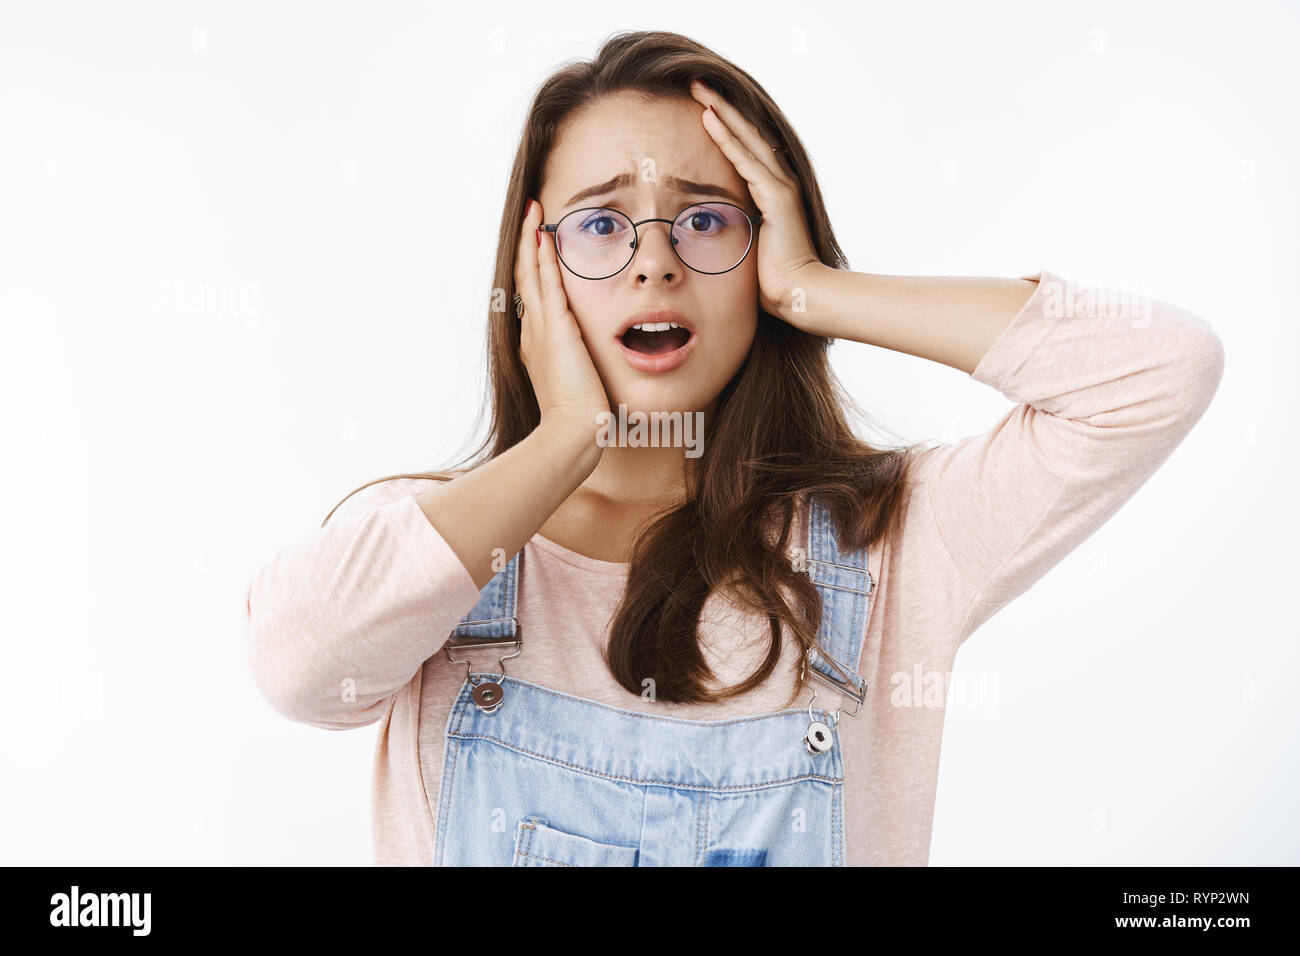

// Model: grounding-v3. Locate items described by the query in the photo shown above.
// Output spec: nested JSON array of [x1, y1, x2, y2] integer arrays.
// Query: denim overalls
[[432, 494, 875, 866]]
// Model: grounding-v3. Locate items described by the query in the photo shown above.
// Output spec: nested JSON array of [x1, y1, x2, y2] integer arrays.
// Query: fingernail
[[536, 228, 542, 247]]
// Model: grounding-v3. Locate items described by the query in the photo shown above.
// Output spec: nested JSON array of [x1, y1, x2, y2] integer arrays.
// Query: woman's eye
[[681, 210, 721, 233], [578, 214, 624, 237]]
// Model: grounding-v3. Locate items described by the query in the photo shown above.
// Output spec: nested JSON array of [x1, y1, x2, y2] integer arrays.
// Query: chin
[[607, 392, 689, 415]]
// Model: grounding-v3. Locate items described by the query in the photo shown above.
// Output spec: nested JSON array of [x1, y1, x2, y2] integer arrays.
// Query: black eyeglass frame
[[541, 201, 763, 280]]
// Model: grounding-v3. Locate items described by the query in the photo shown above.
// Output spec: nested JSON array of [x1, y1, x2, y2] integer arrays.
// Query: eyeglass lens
[[554, 203, 754, 278]]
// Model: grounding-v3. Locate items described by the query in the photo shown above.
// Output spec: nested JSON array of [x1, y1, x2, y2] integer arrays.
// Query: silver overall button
[[804, 720, 833, 755], [471, 681, 505, 714]]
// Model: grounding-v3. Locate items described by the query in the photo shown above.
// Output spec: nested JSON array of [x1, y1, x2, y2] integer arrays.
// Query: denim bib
[[432, 493, 874, 866]]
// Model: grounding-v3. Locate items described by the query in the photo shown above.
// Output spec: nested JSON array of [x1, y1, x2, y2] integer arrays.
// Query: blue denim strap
[[803, 493, 873, 703], [451, 550, 520, 641]]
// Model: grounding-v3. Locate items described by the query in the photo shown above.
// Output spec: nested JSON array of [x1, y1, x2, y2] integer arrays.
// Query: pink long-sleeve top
[[242, 269, 1225, 866]]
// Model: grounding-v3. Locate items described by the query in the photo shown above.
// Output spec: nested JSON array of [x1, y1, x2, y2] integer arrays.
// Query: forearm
[[905, 268, 1224, 632], [790, 265, 1039, 374], [417, 413, 602, 591]]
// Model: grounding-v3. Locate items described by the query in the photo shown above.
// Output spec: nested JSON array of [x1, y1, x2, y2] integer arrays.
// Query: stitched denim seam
[[520, 819, 534, 862], [702, 794, 714, 864], [466, 675, 821, 728], [432, 683, 470, 866], [515, 850, 574, 867], [839, 784, 845, 865], [693, 795, 704, 865], [445, 732, 844, 790]]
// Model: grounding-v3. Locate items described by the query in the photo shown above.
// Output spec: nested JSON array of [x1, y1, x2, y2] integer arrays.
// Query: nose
[[630, 220, 681, 282]]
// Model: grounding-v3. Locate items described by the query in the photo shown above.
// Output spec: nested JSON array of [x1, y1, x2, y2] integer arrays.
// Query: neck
[[580, 441, 692, 509]]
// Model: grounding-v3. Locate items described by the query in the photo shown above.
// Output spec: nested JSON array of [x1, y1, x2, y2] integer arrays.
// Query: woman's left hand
[[690, 77, 825, 329]]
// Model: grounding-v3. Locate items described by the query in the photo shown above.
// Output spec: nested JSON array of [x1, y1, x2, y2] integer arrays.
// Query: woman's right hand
[[515, 198, 611, 437]]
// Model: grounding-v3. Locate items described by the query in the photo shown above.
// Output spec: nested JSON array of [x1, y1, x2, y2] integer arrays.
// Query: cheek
[[560, 275, 616, 342], [716, 278, 760, 355], [716, 310, 758, 374]]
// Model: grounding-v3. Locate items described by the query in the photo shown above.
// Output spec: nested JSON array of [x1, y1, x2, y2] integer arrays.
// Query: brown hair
[[323, 30, 926, 708]]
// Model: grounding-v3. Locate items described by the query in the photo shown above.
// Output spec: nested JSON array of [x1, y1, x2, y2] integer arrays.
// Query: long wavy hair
[[323, 30, 926, 708]]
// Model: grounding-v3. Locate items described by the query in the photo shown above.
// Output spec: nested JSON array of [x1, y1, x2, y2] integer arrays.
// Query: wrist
[[775, 261, 835, 333], [536, 410, 604, 471]]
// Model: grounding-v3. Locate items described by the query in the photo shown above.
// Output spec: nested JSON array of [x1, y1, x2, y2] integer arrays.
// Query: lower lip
[[616, 330, 698, 373]]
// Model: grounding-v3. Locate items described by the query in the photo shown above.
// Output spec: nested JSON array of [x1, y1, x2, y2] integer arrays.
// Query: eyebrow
[[563, 172, 745, 209]]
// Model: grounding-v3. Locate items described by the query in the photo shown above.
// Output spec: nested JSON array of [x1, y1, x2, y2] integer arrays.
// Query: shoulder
[[321, 473, 462, 527], [859, 443, 964, 577], [898, 440, 947, 486]]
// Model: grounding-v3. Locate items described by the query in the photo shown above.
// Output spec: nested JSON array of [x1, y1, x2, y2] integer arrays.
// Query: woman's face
[[537, 91, 759, 416]]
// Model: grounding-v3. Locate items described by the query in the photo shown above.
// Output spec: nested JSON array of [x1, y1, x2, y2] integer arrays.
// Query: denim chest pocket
[[511, 817, 639, 867]]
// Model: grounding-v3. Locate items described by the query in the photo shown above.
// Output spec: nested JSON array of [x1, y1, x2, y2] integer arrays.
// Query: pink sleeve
[[911, 269, 1226, 647], [242, 479, 483, 730]]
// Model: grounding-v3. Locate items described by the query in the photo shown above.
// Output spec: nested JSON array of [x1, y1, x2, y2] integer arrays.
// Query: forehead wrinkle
[[561, 171, 744, 209], [551, 101, 744, 210]]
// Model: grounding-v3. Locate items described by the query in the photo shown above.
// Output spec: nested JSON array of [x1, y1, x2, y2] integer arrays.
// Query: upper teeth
[[631, 321, 681, 332]]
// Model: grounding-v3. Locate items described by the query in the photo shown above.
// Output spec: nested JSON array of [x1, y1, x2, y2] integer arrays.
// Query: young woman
[[243, 31, 1224, 866]]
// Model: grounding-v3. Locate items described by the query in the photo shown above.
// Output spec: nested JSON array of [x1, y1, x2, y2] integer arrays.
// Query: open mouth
[[620, 322, 693, 355]]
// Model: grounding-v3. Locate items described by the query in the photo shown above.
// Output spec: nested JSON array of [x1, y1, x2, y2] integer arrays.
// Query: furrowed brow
[[662, 175, 744, 205], [563, 172, 744, 209], [563, 173, 636, 208]]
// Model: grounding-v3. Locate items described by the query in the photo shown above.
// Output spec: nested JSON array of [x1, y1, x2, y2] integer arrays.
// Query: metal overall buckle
[[443, 618, 521, 715], [800, 647, 865, 756], [795, 551, 871, 755]]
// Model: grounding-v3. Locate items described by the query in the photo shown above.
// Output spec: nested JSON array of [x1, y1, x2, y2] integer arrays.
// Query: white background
[[1, 0, 1294, 866]]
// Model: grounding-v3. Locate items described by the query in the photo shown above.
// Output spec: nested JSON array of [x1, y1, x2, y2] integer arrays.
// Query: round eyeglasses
[[541, 201, 763, 280]]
